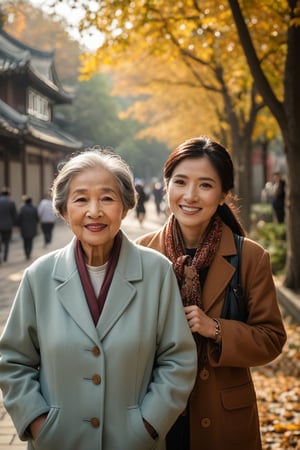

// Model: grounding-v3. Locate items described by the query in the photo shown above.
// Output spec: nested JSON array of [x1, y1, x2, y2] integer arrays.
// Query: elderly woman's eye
[[102, 196, 114, 202]]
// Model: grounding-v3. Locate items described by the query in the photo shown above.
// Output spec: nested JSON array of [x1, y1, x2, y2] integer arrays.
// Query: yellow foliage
[[76, 0, 288, 148]]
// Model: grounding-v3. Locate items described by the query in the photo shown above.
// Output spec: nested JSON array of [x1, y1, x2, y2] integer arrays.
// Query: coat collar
[[51, 231, 143, 343]]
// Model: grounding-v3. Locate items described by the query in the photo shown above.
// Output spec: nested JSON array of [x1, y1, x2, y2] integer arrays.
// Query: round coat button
[[92, 374, 102, 385], [91, 346, 100, 356], [90, 417, 100, 428], [201, 417, 211, 428]]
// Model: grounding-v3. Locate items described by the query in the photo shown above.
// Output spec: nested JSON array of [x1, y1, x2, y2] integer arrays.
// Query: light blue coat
[[0, 232, 197, 450]]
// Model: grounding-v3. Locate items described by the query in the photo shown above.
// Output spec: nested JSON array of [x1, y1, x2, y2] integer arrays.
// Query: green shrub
[[249, 218, 286, 275], [250, 203, 273, 223]]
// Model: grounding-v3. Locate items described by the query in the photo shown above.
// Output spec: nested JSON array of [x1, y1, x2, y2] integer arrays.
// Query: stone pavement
[[0, 200, 299, 449], [0, 200, 165, 449]]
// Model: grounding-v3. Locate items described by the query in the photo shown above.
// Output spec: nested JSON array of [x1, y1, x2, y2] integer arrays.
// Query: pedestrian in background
[[135, 179, 148, 226], [0, 147, 197, 450], [137, 136, 287, 450], [0, 186, 17, 263], [152, 181, 164, 216], [18, 195, 39, 260], [38, 191, 56, 246], [272, 171, 285, 223]]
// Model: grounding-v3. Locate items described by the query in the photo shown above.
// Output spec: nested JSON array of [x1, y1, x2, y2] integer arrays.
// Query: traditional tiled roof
[[0, 98, 26, 136], [27, 117, 82, 150], [0, 98, 82, 150], [0, 28, 73, 103]]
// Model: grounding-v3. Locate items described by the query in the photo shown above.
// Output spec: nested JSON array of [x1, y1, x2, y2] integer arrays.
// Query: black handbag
[[221, 234, 248, 322]]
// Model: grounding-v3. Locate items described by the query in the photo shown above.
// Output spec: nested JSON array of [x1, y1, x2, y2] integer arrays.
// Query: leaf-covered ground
[[252, 315, 300, 449]]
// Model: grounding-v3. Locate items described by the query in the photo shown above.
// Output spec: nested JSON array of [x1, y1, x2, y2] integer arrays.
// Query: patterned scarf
[[164, 214, 223, 309]]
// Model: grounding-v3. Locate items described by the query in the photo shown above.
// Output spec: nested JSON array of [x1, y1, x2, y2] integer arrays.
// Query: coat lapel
[[96, 271, 136, 340], [52, 233, 142, 344], [52, 239, 100, 344], [96, 232, 141, 340], [202, 226, 238, 314]]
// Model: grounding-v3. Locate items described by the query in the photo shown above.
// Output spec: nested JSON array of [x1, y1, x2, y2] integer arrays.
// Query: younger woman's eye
[[173, 179, 185, 185], [200, 182, 212, 189]]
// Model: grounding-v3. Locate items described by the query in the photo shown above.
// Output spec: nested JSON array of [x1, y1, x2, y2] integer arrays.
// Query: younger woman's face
[[167, 156, 227, 243]]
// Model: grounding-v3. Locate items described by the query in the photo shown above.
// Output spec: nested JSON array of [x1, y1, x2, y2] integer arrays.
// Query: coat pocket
[[220, 383, 260, 443], [126, 405, 158, 450], [221, 382, 256, 410], [32, 407, 61, 450]]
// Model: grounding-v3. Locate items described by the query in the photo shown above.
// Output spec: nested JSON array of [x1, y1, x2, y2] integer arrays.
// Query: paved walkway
[[0, 201, 165, 449]]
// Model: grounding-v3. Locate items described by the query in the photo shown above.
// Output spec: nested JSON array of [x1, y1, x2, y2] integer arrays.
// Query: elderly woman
[[0, 148, 197, 450]]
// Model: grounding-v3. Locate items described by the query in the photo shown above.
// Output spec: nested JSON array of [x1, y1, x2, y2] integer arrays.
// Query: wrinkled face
[[64, 166, 127, 259], [167, 156, 226, 239]]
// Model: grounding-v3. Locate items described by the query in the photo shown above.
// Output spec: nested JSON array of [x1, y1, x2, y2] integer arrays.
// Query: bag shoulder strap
[[221, 233, 247, 321], [230, 233, 244, 286]]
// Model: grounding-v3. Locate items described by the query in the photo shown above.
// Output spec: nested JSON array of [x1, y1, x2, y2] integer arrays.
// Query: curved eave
[[0, 28, 54, 59], [0, 116, 22, 136], [27, 120, 82, 151], [0, 57, 29, 75], [0, 98, 27, 136], [28, 65, 74, 104]]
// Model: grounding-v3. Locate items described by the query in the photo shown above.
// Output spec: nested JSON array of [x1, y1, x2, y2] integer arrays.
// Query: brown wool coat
[[136, 223, 287, 450]]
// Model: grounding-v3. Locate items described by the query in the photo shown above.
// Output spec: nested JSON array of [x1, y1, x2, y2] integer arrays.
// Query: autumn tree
[[10, 1, 286, 231], [227, 0, 300, 289], [42, 0, 285, 232], [71, 0, 298, 288]]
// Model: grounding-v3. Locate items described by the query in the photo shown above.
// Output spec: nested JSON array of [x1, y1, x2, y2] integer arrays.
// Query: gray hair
[[52, 147, 137, 218]]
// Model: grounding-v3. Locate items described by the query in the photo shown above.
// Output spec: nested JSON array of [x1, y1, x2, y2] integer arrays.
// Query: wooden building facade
[[0, 28, 82, 205]]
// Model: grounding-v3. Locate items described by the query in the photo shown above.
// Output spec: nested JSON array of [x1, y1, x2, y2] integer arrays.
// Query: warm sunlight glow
[[30, 0, 104, 50]]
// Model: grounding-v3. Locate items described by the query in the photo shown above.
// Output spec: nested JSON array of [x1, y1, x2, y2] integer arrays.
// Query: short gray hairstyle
[[52, 147, 137, 218]]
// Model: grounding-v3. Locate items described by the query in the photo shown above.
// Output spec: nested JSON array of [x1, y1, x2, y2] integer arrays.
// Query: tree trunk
[[284, 137, 300, 289], [282, 12, 300, 289], [231, 134, 252, 231]]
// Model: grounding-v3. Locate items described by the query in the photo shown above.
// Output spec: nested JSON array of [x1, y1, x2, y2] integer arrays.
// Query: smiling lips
[[85, 223, 107, 232], [180, 205, 201, 214]]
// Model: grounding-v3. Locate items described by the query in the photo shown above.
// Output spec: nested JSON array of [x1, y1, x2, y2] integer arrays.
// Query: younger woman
[[137, 136, 286, 450]]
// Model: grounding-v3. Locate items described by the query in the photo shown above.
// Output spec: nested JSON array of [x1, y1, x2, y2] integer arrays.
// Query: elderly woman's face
[[64, 166, 127, 258]]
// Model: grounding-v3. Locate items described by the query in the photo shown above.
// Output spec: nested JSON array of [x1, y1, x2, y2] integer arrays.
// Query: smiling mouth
[[85, 224, 107, 231], [180, 205, 201, 213]]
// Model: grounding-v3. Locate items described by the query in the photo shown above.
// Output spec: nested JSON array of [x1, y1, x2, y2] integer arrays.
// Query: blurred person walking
[[0, 187, 17, 263], [272, 171, 285, 223], [38, 192, 56, 246], [135, 179, 148, 226], [152, 181, 164, 216], [18, 195, 39, 260]]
